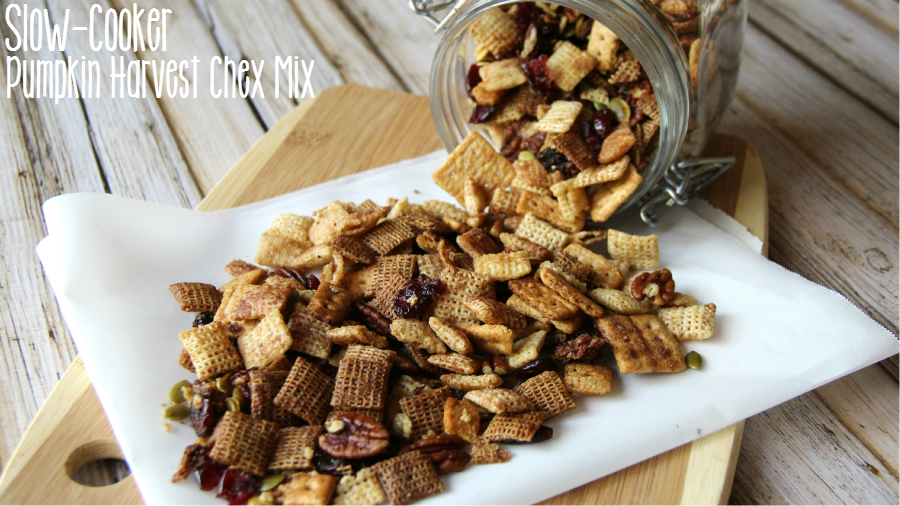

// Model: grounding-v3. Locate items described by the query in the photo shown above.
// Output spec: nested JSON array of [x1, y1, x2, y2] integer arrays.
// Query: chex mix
[[466, 0, 701, 224], [163, 4, 714, 504]]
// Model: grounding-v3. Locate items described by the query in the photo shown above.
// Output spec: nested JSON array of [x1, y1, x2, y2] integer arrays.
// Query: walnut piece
[[631, 268, 675, 306]]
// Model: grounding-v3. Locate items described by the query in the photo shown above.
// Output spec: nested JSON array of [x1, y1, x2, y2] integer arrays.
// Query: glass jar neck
[[430, 0, 692, 210]]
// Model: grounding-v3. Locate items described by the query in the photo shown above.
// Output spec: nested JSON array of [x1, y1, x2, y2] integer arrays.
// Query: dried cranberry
[[313, 448, 355, 476], [192, 311, 215, 328], [521, 54, 552, 96], [449, 388, 466, 400], [502, 425, 553, 444], [537, 148, 578, 178], [469, 104, 496, 124], [216, 467, 258, 505], [318, 363, 338, 378], [516, 357, 558, 381], [194, 459, 228, 491], [466, 63, 481, 99], [392, 275, 444, 319], [592, 108, 619, 141], [514, 2, 542, 31], [190, 392, 218, 438], [581, 120, 601, 153], [307, 274, 320, 290]]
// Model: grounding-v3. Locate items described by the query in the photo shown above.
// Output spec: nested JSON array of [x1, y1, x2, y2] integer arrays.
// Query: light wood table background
[[0, 0, 897, 503]]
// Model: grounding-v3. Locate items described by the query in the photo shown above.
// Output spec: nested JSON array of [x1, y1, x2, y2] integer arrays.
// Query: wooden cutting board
[[0, 85, 767, 505]]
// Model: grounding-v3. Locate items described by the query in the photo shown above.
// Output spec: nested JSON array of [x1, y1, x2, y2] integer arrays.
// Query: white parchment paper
[[36, 152, 897, 505]]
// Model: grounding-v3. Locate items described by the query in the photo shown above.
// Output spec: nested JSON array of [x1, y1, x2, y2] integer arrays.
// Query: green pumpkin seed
[[163, 404, 191, 421], [608, 98, 631, 124], [216, 377, 234, 396], [593, 101, 607, 111], [260, 473, 286, 492], [685, 351, 702, 370], [225, 397, 241, 412], [518, 151, 537, 161], [168, 380, 192, 404], [232, 388, 248, 411]]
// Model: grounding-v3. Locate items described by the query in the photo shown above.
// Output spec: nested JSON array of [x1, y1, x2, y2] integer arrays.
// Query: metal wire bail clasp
[[639, 157, 736, 226], [409, 0, 469, 32]]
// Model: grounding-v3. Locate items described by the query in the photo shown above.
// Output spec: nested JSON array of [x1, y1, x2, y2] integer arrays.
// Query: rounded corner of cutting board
[[1, 87, 766, 505]]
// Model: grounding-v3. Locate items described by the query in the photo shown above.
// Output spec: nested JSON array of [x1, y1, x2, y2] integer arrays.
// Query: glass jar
[[412, 0, 748, 224]]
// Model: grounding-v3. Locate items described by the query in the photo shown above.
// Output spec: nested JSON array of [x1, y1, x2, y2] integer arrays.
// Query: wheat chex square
[[513, 370, 576, 419], [372, 450, 445, 505], [268, 425, 321, 471], [208, 411, 279, 476], [400, 386, 451, 441], [274, 356, 335, 424]]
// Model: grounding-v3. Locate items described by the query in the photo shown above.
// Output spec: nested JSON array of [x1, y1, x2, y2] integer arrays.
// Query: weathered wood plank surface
[[113, 0, 267, 195], [0, 0, 897, 503], [749, 0, 899, 122]]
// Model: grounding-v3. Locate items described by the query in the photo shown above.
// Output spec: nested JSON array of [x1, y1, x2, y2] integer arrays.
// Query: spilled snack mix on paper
[[164, 161, 716, 504]]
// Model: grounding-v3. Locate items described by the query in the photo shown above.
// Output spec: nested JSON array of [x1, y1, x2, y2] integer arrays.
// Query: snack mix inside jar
[[415, 0, 748, 225]]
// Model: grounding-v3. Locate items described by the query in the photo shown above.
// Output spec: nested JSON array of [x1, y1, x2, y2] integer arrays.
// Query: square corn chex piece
[[274, 356, 335, 424], [333, 467, 386, 505], [237, 310, 292, 369], [515, 214, 570, 254], [283, 473, 339, 505], [469, 8, 523, 58], [286, 303, 333, 359], [331, 345, 394, 410], [546, 41, 597, 92], [596, 315, 686, 373], [208, 411, 279, 476], [270, 213, 314, 243], [179, 322, 243, 381], [563, 363, 613, 395], [432, 132, 516, 206], [372, 450, 445, 505], [169, 282, 221, 312], [268, 426, 321, 471], [535, 100, 583, 134], [401, 386, 451, 441], [308, 282, 354, 325], [513, 370, 575, 419], [607, 229, 659, 270], [657, 304, 716, 341], [479, 58, 527, 91], [361, 220, 418, 256], [255, 229, 314, 269], [223, 283, 292, 321], [588, 167, 643, 222]]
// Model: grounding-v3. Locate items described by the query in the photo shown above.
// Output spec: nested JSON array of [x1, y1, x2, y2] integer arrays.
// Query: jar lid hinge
[[639, 157, 736, 226]]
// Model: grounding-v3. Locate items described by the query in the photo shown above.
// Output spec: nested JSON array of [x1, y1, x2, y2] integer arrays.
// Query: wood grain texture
[[749, 0, 899, 122], [0, 86, 757, 505], [731, 390, 898, 505], [335, 0, 438, 94], [44, 0, 202, 208], [196, 0, 344, 128], [114, 0, 266, 195], [0, 0, 104, 471], [287, 0, 406, 92]]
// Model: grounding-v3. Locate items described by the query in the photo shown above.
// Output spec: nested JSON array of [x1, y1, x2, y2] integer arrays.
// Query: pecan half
[[352, 300, 394, 338], [553, 332, 605, 362], [401, 434, 471, 475], [318, 413, 389, 459], [631, 268, 675, 306]]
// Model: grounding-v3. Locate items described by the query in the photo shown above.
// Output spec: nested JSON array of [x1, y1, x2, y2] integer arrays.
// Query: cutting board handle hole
[[65, 439, 132, 487]]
